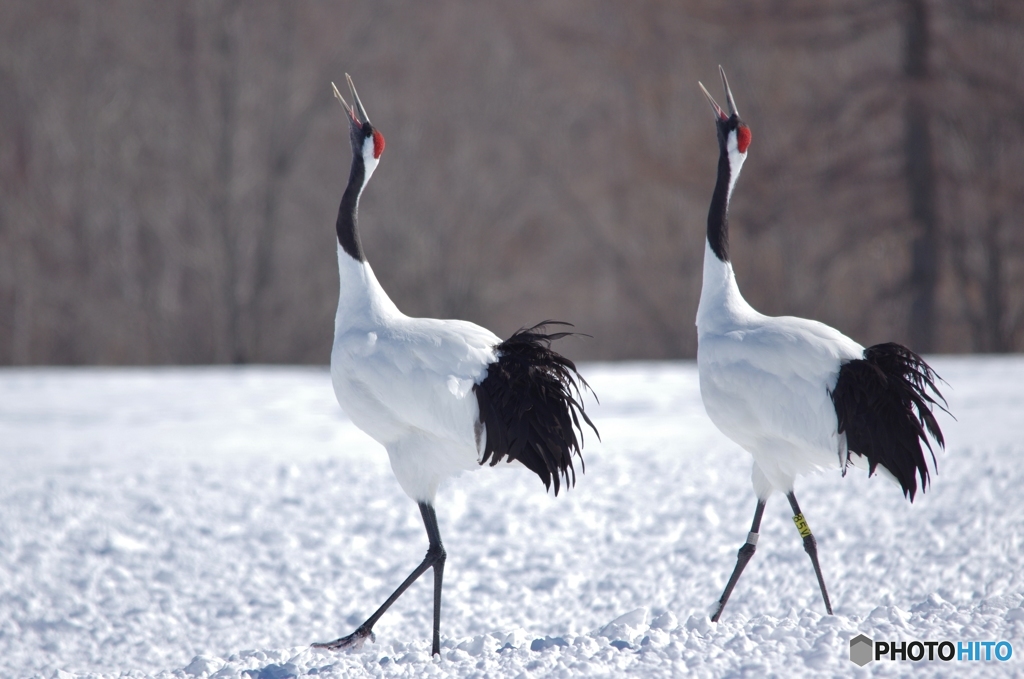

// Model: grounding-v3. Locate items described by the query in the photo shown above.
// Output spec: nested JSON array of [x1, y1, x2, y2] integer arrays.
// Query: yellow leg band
[[792, 513, 812, 538]]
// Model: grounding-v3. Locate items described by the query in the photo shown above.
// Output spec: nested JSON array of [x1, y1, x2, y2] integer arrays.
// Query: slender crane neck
[[707, 150, 734, 262], [337, 152, 368, 262], [707, 128, 747, 263], [334, 134, 396, 329], [337, 134, 381, 263], [698, 128, 755, 330]]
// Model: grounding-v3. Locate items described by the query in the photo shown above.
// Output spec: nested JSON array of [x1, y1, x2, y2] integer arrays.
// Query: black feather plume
[[474, 322, 598, 495], [830, 342, 948, 501]]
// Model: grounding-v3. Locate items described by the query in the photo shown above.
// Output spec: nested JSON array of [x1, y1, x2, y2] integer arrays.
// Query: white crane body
[[698, 244, 866, 494], [314, 75, 594, 656], [331, 253, 500, 501], [694, 68, 945, 622]]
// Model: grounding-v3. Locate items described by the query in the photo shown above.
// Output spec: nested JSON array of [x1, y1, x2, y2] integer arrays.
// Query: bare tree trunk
[[981, 216, 1009, 351], [904, 0, 938, 352], [0, 69, 32, 364], [214, 1, 242, 363], [248, 3, 296, 360]]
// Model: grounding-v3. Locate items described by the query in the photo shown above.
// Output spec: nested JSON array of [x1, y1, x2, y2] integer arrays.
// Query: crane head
[[333, 74, 386, 163], [698, 66, 751, 156]]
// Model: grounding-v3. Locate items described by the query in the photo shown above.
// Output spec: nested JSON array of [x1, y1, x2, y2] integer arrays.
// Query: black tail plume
[[474, 322, 598, 495], [830, 342, 948, 501]]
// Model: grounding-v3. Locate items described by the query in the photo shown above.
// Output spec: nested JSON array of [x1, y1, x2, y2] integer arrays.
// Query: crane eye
[[372, 129, 386, 159], [736, 125, 752, 153]]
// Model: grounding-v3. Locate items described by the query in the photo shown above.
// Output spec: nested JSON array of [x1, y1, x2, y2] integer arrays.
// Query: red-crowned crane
[[695, 67, 947, 622], [312, 76, 596, 656]]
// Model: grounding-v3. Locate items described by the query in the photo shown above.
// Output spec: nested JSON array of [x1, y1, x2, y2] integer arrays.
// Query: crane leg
[[711, 498, 766, 622], [313, 502, 447, 656], [786, 492, 833, 615]]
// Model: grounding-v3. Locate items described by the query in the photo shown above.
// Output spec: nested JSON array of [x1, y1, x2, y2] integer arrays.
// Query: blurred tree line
[[1, 0, 1022, 364]]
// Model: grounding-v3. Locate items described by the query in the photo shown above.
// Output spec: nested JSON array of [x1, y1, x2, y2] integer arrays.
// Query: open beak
[[332, 73, 372, 126], [698, 65, 739, 121]]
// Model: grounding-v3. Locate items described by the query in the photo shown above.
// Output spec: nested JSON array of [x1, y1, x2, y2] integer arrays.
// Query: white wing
[[699, 314, 864, 480], [331, 315, 500, 448]]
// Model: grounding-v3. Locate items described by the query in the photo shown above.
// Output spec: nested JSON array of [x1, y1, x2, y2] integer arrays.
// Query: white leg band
[[746, 532, 759, 546]]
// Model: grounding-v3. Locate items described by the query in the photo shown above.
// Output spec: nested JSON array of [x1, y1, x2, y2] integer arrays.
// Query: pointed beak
[[699, 66, 740, 121], [346, 73, 371, 125], [698, 81, 727, 121], [332, 73, 372, 127], [719, 65, 739, 117]]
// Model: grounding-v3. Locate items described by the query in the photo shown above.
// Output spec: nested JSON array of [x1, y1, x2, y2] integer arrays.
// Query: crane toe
[[312, 626, 375, 652]]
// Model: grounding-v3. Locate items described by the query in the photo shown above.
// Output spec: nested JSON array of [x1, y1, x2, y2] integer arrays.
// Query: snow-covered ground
[[1, 357, 1021, 678]]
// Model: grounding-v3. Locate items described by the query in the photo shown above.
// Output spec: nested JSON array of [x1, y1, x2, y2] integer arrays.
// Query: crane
[[312, 76, 596, 656], [694, 67, 947, 622]]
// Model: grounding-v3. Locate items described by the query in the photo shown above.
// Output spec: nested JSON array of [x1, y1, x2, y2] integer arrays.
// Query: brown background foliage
[[1, 1, 1023, 365]]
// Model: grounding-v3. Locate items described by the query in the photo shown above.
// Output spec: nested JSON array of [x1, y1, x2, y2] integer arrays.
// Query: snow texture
[[1, 358, 1022, 678]]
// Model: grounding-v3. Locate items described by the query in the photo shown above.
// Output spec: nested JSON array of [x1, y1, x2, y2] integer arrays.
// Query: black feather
[[474, 322, 598, 495], [829, 342, 948, 501]]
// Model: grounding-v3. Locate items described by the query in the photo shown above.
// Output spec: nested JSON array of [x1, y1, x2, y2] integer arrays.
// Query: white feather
[[697, 241, 863, 496], [725, 129, 747, 199], [331, 250, 499, 502]]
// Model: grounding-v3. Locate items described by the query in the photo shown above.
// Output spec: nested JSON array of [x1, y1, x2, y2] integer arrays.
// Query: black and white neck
[[696, 68, 754, 329], [706, 116, 749, 264], [336, 135, 376, 262], [331, 76, 396, 327], [333, 77, 385, 263]]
